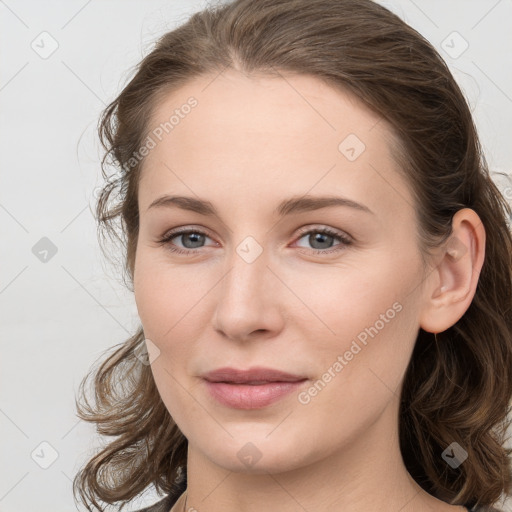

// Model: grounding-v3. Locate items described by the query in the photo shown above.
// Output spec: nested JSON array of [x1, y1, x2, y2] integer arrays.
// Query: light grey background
[[1, 1, 511, 511]]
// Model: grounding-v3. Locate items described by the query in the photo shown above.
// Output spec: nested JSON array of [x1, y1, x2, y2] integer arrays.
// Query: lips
[[201, 367, 308, 409], [202, 366, 307, 384]]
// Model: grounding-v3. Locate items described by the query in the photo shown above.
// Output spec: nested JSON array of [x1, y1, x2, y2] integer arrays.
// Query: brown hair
[[73, 0, 512, 510]]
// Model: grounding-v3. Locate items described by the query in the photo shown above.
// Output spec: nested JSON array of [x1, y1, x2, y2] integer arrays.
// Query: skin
[[133, 70, 485, 512]]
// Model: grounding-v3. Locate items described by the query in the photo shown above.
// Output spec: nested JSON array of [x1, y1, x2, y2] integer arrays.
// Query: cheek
[[289, 264, 401, 338], [133, 254, 203, 421], [290, 254, 420, 384], [133, 248, 207, 341], [288, 288, 418, 453]]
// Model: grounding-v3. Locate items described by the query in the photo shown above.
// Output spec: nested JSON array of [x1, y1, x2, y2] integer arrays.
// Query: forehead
[[139, 70, 415, 220], [147, 70, 384, 153]]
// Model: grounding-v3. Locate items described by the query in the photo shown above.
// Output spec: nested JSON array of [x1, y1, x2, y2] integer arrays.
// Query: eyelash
[[156, 225, 353, 256]]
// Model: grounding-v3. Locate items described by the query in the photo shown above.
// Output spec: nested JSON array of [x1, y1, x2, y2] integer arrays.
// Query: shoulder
[[468, 506, 504, 512], [132, 474, 187, 512], [132, 493, 179, 512]]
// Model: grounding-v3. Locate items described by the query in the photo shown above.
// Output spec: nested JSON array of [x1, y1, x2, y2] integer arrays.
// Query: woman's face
[[134, 70, 431, 474]]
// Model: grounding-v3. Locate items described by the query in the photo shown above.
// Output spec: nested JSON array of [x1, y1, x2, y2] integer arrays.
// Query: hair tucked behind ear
[[73, 0, 512, 510]]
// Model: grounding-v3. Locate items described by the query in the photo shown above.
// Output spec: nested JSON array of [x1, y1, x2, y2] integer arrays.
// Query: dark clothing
[[134, 494, 500, 512], [132, 479, 501, 512]]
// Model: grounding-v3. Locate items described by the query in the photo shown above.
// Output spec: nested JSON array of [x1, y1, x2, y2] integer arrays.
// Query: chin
[[196, 432, 318, 475], [207, 449, 302, 475]]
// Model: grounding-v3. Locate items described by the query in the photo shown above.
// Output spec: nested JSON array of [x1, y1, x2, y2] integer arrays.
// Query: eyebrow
[[146, 194, 374, 217]]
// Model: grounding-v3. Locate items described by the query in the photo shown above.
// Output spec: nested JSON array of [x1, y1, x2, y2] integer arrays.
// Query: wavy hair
[[73, 0, 512, 510]]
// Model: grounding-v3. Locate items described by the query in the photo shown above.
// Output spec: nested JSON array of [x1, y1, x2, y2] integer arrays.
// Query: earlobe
[[419, 208, 486, 334]]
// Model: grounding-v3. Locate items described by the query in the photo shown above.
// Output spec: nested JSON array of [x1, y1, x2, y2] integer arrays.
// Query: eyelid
[[160, 224, 352, 241], [158, 224, 353, 255], [293, 224, 353, 242], [158, 225, 218, 247]]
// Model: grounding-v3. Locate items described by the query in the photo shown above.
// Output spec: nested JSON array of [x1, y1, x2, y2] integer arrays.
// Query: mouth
[[215, 380, 299, 385], [201, 367, 308, 409], [203, 380, 308, 409], [202, 366, 307, 384]]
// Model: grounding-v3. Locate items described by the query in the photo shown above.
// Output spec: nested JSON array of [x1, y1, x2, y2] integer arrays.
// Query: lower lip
[[204, 380, 307, 409]]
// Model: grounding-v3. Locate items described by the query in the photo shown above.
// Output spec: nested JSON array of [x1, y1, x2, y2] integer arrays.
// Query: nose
[[212, 244, 285, 342]]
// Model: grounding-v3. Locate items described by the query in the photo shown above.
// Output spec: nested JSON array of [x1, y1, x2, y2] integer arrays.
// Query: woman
[[73, 0, 512, 511]]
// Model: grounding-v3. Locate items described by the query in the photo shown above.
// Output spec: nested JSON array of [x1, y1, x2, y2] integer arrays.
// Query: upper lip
[[202, 366, 307, 384]]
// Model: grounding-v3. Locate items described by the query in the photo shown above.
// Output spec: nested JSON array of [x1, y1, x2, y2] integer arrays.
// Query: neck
[[182, 395, 461, 512]]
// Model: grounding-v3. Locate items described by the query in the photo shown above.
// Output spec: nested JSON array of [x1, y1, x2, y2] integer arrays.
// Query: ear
[[419, 208, 486, 334]]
